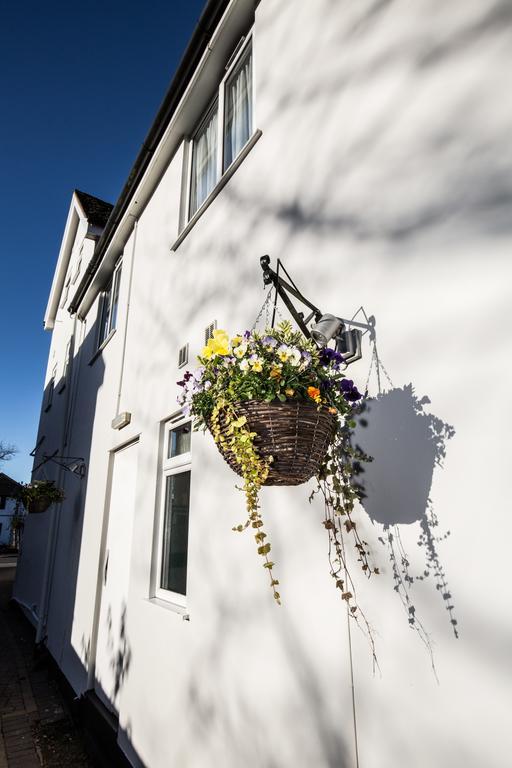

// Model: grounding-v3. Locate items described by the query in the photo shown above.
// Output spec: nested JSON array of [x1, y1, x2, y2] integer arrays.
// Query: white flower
[[288, 347, 302, 367], [277, 344, 290, 362], [239, 358, 250, 371], [233, 344, 248, 358]]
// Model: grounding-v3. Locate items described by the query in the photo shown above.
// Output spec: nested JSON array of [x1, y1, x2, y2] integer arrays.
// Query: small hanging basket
[[27, 496, 53, 514], [212, 401, 337, 486]]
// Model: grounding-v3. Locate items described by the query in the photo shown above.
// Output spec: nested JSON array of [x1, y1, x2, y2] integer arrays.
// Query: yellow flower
[[233, 344, 248, 358], [285, 388, 295, 397], [231, 335, 243, 346], [269, 366, 282, 379], [201, 329, 229, 358], [251, 359, 263, 372]]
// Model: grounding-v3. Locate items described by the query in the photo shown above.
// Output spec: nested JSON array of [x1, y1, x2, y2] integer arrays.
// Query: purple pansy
[[319, 348, 345, 367], [340, 378, 362, 402]]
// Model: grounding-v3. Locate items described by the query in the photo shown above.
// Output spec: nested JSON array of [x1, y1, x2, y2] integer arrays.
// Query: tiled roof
[[0, 472, 21, 498], [74, 189, 114, 228]]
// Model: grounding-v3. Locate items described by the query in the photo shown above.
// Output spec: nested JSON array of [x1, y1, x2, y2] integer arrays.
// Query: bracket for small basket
[[259, 255, 375, 365]]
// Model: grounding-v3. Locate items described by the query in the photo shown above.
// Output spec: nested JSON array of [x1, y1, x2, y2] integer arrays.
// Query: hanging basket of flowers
[[18, 480, 65, 514], [213, 400, 337, 485], [178, 321, 365, 605]]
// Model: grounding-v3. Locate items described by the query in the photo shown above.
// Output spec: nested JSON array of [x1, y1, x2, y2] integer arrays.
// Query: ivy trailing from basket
[[178, 321, 377, 621]]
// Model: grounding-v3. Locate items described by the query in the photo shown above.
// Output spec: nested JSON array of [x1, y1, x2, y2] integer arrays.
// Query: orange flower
[[270, 367, 282, 379], [328, 406, 337, 414], [307, 386, 321, 401]]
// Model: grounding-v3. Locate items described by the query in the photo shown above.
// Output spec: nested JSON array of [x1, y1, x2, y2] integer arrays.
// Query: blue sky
[[0, 0, 206, 482]]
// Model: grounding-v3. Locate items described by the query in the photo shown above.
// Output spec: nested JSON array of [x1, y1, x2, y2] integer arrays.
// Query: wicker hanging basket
[[212, 400, 337, 486], [27, 496, 52, 514]]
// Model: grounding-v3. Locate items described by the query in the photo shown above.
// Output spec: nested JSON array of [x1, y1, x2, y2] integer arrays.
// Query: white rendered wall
[[17, 1, 512, 767]]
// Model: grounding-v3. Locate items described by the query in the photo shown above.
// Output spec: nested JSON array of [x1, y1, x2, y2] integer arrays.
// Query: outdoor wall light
[[310, 314, 343, 348], [260, 255, 375, 366]]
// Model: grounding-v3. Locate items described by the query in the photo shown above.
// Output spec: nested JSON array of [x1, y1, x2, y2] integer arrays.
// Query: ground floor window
[[156, 416, 192, 605]]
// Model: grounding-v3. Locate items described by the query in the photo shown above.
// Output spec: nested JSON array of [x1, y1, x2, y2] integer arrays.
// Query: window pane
[[161, 472, 191, 595], [224, 47, 252, 170], [190, 106, 218, 216], [168, 423, 191, 458], [109, 266, 122, 333], [98, 282, 112, 346]]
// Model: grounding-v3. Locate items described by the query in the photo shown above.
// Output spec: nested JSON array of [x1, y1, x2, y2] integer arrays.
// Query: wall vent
[[178, 344, 189, 368], [204, 320, 217, 345]]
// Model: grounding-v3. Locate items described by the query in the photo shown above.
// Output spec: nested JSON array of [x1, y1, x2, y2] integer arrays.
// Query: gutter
[[68, 0, 231, 316]]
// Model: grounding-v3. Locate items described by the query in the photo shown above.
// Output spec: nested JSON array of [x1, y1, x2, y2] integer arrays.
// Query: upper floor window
[[188, 37, 253, 220], [98, 261, 122, 348], [60, 276, 70, 309], [44, 366, 57, 411], [58, 340, 71, 393]]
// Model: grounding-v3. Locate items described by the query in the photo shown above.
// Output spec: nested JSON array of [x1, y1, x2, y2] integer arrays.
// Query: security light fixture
[[310, 314, 343, 348], [259, 255, 375, 366], [335, 328, 363, 365]]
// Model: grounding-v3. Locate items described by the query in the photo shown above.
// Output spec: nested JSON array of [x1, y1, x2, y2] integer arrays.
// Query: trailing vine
[[210, 399, 280, 603], [311, 422, 379, 663]]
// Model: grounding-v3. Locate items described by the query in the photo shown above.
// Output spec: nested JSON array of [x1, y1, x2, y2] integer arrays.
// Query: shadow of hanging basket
[[212, 400, 337, 486]]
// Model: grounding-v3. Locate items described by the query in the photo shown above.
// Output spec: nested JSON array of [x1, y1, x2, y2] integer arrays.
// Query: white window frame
[[97, 259, 122, 350], [185, 33, 254, 223], [155, 414, 192, 607], [44, 366, 57, 411], [58, 340, 71, 393], [72, 248, 82, 284], [60, 276, 71, 309]]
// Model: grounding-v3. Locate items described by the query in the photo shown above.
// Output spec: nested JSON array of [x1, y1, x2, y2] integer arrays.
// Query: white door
[[94, 441, 138, 713]]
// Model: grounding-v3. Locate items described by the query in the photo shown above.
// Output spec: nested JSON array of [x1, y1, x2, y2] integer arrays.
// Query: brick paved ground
[[0, 557, 93, 767]]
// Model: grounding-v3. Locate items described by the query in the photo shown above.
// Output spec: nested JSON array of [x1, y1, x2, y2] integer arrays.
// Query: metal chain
[[251, 288, 274, 331]]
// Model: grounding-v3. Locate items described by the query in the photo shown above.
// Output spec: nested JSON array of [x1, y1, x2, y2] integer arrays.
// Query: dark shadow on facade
[[353, 385, 458, 648]]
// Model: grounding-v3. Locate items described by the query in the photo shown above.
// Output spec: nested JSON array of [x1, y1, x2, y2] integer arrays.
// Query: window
[[0, 497, 5, 510], [190, 103, 218, 216], [60, 276, 70, 309], [58, 340, 71, 393], [157, 418, 192, 604], [72, 252, 82, 284], [187, 37, 253, 221], [44, 367, 56, 411], [98, 261, 122, 348]]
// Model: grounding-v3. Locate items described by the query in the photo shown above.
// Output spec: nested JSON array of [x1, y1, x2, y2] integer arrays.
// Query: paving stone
[[0, 562, 92, 767]]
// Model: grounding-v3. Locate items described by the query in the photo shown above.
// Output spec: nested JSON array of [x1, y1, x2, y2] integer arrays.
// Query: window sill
[[146, 597, 190, 620], [171, 129, 262, 251], [88, 328, 116, 366]]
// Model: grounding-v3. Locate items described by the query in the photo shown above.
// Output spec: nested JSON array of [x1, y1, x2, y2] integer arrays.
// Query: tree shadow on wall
[[353, 384, 458, 661]]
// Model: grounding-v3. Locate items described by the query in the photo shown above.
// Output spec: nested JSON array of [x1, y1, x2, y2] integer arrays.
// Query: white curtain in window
[[190, 109, 218, 215], [224, 50, 252, 170]]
